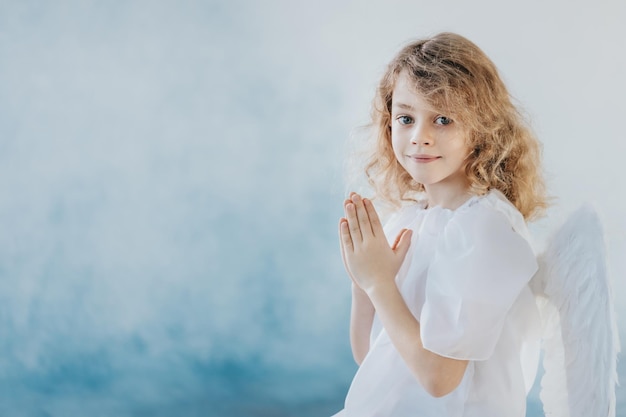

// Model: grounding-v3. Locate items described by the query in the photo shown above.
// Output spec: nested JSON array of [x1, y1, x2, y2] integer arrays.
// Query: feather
[[531, 204, 620, 417]]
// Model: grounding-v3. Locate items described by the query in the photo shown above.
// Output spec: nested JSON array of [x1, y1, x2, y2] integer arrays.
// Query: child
[[334, 32, 547, 416]]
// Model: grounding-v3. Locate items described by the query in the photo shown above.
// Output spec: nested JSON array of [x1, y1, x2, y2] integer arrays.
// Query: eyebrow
[[391, 102, 414, 111]]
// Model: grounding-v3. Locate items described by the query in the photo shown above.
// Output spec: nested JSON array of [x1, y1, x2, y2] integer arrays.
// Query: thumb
[[393, 229, 413, 260]]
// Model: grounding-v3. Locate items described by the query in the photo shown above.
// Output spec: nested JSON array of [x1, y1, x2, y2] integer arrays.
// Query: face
[[390, 72, 471, 197]]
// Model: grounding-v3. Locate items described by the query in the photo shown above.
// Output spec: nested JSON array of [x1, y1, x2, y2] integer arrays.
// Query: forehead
[[391, 72, 437, 113]]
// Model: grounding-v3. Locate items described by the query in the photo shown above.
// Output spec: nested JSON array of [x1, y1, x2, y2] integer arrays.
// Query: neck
[[424, 181, 473, 211]]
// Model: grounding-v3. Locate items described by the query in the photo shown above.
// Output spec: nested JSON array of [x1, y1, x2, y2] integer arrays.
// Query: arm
[[339, 193, 468, 397], [339, 195, 375, 365], [367, 280, 468, 397], [350, 283, 374, 365]]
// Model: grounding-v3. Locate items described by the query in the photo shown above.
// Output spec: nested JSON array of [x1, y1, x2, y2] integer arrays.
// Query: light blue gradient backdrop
[[0, 1, 624, 416]]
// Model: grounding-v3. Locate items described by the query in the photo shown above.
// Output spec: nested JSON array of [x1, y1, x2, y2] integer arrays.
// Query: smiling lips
[[408, 154, 441, 163]]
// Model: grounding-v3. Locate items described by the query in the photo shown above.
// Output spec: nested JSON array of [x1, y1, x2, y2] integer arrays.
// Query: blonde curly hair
[[364, 32, 547, 220]]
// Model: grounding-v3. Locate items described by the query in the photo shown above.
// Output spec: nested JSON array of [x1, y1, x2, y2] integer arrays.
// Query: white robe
[[333, 190, 541, 417]]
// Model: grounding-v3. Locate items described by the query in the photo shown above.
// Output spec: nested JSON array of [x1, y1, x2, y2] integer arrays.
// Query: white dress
[[333, 190, 541, 417]]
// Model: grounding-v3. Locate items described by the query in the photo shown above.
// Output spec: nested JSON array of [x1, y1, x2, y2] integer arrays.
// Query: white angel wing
[[529, 204, 620, 417]]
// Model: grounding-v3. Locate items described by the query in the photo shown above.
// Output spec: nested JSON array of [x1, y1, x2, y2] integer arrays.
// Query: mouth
[[408, 154, 441, 163]]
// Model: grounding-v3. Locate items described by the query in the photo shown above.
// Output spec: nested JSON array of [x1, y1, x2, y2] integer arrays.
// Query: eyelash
[[397, 115, 413, 125], [435, 116, 452, 125], [395, 115, 453, 126]]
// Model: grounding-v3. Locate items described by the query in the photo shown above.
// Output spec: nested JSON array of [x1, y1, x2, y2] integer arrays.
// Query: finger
[[394, 229, 413, 260], [338, 218, 356, 283], [339, 217, 354, 252], [391, 228, 406, 250], [345, 202, 363, 242], [363, 198, 383, 237], [351, 194, 374, 238], [338, 217, 352, 252], [343, 192, 356, 208]]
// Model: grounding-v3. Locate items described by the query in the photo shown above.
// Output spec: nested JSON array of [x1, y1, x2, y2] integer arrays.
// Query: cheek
[[448, 134, 471, 161]]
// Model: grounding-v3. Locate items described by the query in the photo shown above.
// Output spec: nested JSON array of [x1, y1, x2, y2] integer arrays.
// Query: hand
[[338, 193, 412, 294]]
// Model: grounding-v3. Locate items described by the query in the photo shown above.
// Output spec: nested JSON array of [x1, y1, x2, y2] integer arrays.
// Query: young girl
[[334, 32, 547, 416]]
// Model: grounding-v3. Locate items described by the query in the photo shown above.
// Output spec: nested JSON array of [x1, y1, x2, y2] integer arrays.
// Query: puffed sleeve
[[419, 202, 538, 361]]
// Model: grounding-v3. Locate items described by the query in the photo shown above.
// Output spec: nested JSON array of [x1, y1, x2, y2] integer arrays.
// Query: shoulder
[[432, 190, 537, 285], [451, 189, 532, 244]]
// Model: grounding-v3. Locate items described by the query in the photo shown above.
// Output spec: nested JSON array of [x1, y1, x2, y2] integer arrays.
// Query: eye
[[434, 116, 453, 126], [396, 115, 414, 125]]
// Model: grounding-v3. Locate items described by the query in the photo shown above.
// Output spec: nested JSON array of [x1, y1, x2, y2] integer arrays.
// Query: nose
[[410, 123, 432, 146]]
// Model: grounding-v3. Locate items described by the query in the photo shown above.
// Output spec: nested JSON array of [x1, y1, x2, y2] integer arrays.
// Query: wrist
[[352, 282, 366, 294], [365, 280, 399, 302], [352, 283, 372, 302]]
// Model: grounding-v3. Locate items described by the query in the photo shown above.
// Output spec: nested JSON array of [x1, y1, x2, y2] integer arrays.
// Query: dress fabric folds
[[333, 190, 541, 417]]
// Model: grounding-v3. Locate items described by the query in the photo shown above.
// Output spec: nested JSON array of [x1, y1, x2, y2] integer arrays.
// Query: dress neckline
[[420, 193, 481, 214]]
